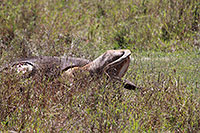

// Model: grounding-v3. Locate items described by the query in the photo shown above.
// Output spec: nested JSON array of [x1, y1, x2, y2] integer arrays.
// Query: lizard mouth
[[12, 62, 34, 74], [105, 56, 130, 78], [9, 62, 35, 79]]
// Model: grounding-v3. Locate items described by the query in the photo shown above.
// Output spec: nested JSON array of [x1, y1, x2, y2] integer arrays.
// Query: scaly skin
[[62, 50, 137, 90], [1, 50, 138, 90]]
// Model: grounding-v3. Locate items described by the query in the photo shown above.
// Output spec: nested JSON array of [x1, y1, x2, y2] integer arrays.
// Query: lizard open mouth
[[12, 62, 34, 74], [105, 56, 130, 78]]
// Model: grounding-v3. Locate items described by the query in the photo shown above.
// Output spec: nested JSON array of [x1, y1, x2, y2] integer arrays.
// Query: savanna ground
[[0, 0, 200, 132]]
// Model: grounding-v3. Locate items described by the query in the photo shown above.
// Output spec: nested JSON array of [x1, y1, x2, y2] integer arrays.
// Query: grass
[[0, 0, 200, 132], [0, 51, 199, 132], [130, 51, 200, 89]]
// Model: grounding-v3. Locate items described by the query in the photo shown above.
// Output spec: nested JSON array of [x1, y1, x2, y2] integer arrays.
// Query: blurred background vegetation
[[0, 0, 200, 132], [1, 0, 199, 60]]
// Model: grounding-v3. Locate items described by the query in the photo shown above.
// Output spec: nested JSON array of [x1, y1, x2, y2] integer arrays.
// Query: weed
[[0, 0, 199, 132]]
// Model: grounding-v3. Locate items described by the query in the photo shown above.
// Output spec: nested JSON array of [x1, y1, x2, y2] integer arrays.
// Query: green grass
[[129, 51, 200, 89], [0, 0, 200, 132], [0, 51, 199, 132]]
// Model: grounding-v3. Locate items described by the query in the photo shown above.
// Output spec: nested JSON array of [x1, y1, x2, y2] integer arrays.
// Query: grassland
[[0, 0, 200, 132]]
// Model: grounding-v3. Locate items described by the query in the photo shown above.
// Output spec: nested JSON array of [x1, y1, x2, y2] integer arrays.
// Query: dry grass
[[0, 0, 200, 132], [1, 52, 200, 132]]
